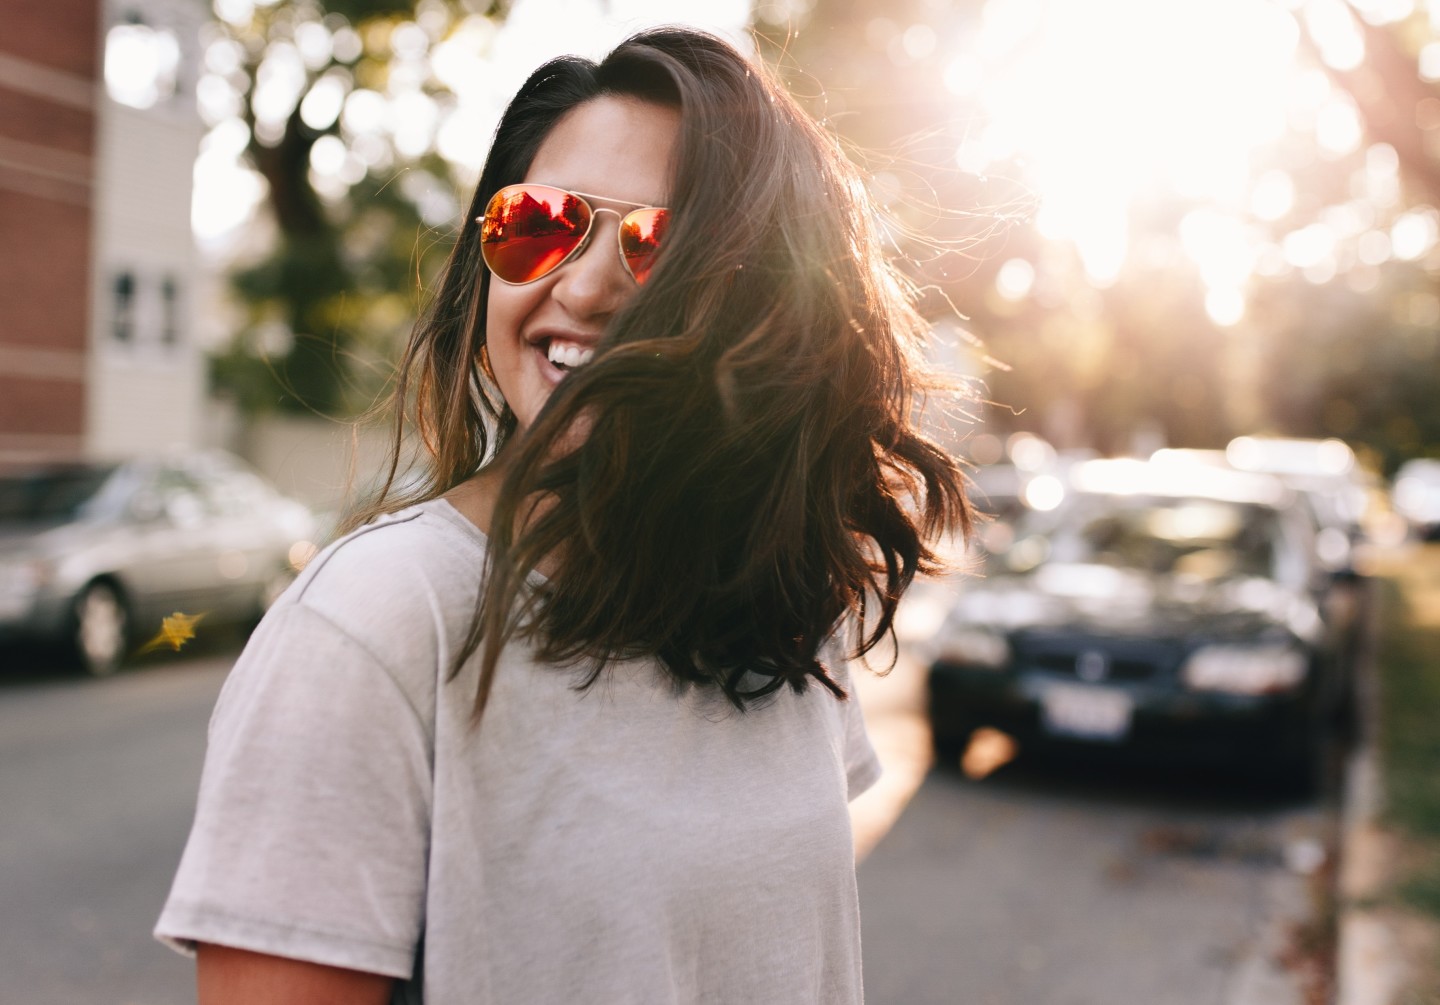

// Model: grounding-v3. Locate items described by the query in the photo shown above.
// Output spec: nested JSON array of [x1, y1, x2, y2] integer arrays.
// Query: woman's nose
[[550, 212, 636, 320]]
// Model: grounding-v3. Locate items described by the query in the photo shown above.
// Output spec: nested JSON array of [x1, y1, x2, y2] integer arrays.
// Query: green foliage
[[1378, 570, 1440, 843], [1399, 867, 1440, 918], [218, 158, 455, 415], [1374, 557, 1440, 937], [208, 0, 491, 417]]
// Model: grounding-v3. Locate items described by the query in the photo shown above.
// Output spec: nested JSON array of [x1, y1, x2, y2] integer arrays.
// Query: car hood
[[950, 563, 1323, 644]]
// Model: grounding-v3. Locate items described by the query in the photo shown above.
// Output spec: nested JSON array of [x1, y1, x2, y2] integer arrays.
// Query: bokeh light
[[191, 0, 749, 245]]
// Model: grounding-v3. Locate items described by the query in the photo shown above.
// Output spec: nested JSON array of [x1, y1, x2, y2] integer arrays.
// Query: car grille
[[1012, 633, 1183, 683], [1028, 651, 1161, 682]]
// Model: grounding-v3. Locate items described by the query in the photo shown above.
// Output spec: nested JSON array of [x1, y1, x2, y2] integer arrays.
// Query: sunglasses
[[477, 184, 670, 286]]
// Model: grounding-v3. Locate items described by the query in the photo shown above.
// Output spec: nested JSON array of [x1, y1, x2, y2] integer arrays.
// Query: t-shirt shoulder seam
[[281, 600, 434, 733], [292, 509, 429, 604]]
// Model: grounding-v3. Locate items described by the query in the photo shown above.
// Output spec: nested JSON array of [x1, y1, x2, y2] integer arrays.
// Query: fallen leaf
[[138, 611, 207, 654]]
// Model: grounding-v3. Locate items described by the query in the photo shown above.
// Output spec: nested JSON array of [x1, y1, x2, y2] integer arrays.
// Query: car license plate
[[1041, 683, 1133, 742]]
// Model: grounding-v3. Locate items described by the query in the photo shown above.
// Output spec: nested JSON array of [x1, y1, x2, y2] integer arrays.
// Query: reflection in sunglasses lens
[[620, 208, 668, 284], [482, 186, 590, 283]]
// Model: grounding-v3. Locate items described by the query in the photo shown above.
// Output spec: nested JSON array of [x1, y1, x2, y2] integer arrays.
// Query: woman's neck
[[441, 444, 515, 536]]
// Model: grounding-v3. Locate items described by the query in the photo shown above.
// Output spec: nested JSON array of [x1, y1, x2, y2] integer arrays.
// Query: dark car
[[1150, 444, 1371, 653], [925, 458, 1351, 789], [0, 451, 318, 675]]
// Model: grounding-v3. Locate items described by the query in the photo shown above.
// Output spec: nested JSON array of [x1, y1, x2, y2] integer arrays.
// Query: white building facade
[[87, 0, 208, 459]]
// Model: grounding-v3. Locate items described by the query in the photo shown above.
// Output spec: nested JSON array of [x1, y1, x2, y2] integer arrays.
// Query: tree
[[203, 0, 503, 415]]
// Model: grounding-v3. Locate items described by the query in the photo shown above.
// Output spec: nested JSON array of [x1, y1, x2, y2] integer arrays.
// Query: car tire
[[1263, 723, 1334, 800], [71, 581, 129, 677], [929, 718, 978, 773]]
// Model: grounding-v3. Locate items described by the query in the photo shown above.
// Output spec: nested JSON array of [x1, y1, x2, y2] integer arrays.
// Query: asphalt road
[[858, 756, 1331, 1005], [0, 652, 229, 1005], [853, 647, 1336, 1005], [1, 640, 1335, 1005]]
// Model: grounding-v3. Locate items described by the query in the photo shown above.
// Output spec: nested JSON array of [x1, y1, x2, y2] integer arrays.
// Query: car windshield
[[1012, 495, 1281, 580], [0, 466, 119, 523]]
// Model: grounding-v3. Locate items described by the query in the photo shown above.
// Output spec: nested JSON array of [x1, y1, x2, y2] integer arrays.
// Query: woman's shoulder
[[269, 498, 489, 672], [313, 497, 486, 570], [301, 497, 487, 587]]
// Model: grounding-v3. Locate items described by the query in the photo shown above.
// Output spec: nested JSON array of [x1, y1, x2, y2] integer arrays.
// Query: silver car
[[0, 451, 318, 675]]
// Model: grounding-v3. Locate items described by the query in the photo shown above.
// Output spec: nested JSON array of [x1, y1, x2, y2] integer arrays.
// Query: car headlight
[[934, 625, 1012, 670], [1180, 644, 1308, 695]]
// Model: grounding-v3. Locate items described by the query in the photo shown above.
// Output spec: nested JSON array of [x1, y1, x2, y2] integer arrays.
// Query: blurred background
[[7, 0, 1440, 495], [3, 0, 1440, 1002]]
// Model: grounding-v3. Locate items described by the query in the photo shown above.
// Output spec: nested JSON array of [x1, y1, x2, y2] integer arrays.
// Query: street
[[852, 647, 1334, 1005], [0, 654, 227, 1004], [0, 640, 1334, 1004]]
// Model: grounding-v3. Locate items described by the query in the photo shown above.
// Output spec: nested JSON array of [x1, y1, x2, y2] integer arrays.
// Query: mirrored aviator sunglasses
[[478, 184, 670, 286]]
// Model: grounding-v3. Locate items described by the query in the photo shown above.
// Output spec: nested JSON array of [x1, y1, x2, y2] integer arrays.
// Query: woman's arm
[[196, 943, 395, 1005]]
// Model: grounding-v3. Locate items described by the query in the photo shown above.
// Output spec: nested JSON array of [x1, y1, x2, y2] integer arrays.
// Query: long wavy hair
[[349, 27, 973, 716]]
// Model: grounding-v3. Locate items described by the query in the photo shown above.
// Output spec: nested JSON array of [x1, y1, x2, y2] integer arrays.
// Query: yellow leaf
[[138, 611, 207, 654]]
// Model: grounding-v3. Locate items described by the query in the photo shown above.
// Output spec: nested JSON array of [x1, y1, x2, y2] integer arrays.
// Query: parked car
[[1154, 440, 1371, 570], [1150, 443, 1371, 659], [1224, 436, 1375, 567], [925, 458, 1351, 790], [0, 451, 318, 675]]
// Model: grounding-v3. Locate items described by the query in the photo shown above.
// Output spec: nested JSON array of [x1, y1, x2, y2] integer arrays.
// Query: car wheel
[[72, 581, 129, 677], [929, 717, 978, 773], [931, 732, 966, 772]]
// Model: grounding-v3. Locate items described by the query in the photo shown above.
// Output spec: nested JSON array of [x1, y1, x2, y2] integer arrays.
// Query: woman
[[157, 26, 970, 1004]]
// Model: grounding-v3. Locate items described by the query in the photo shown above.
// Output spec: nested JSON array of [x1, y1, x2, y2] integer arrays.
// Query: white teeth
[[545, 341, 594, 368]]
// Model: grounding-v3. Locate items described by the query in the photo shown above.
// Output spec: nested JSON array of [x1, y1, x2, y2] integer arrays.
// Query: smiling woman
[[156, 27, 972, 1005]]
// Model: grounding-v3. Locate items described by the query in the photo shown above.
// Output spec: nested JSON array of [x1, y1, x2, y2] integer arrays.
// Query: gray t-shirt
[[156, 498, 881, 1003]]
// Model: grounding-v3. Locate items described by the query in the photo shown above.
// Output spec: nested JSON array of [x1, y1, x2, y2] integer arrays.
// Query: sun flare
[[945, 0, 1395, 324]]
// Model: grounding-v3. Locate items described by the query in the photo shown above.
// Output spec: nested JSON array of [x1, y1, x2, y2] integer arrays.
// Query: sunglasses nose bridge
[[566, 208, 629, 274]]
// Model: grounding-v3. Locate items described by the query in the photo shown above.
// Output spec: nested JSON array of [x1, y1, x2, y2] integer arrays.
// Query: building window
[[113, 272, 136, 343], [104, 16, 180, 110], [160, 276, 180, 346]]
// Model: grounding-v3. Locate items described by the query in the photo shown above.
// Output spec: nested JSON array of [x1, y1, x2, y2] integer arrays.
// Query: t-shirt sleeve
[[154, 601, 433, 979], [841, 677, 883, 801], [825, 627, 882, 801]]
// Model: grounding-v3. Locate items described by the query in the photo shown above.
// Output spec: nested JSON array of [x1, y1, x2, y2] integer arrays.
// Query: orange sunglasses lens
[[619, 207, 668, 285], [480, 185, 592, 284]]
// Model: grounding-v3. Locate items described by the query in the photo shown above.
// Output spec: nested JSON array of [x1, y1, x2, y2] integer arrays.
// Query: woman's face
[[484, 95, 681, 432]]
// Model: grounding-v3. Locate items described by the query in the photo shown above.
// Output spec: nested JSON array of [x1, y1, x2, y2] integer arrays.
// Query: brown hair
[[350, 27, 972, 715]]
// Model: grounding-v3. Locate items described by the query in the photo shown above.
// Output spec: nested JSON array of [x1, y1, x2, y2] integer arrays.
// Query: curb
[[1336, 748, 1408, 1004], [1335, 575, 1408, 1005]]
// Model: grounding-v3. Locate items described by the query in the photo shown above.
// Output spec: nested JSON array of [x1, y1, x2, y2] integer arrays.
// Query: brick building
[[0, 0, 205, 468], [0, 0, 101, 465]]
